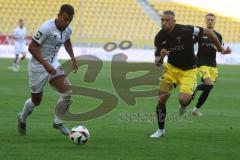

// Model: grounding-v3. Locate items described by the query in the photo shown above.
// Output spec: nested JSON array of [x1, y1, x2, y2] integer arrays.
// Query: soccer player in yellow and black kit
[[150, 10, 231, 138], [192, 13, 231, 116]]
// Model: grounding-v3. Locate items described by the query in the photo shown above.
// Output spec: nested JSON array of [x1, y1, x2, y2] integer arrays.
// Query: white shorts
[[29, 66, 66, 94], [15, 42, 26, 55]]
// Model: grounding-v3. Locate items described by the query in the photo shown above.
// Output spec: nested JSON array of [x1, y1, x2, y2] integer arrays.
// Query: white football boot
[[192, 107, 203, 116], [150, 129, 165, 138]]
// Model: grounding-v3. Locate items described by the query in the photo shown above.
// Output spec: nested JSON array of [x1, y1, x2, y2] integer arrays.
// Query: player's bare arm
[[155, 49, 170, 66], [64, 39, 78, 73], [203, 28, 231, 54], [28, 40, 56, 75]]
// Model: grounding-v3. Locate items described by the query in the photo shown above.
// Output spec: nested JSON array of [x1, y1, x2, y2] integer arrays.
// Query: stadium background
[[0, 0, 240, 160], [0, 0, 240, 63]]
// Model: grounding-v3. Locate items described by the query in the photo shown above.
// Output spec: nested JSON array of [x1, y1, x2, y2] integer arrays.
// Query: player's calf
[[20, 98, 38, 123], [17, 97, 41, 135], [53, 90, 72, 135], [150, 101, 167, 138], [195, 84, 213, 109]]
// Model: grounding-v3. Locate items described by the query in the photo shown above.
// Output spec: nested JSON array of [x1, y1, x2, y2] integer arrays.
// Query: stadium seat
[[150, 1, 240, 42], [1, 0, 238, 44], [0, 0, 160, 43], [0, 0, 81, 40]]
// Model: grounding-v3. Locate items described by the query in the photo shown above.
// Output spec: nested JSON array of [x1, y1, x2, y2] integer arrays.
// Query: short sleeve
[[66, 27, 72, 40], [32, 24, 49, 45], [184, 25, 203, 38], [192, 26, 204, 38]]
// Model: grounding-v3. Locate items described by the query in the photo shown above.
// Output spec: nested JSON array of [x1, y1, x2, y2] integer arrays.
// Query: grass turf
[[0, 58, 239, 160]]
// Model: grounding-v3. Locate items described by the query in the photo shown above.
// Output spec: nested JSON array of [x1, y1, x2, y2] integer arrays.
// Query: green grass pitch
[[0, 58, 239, 160]]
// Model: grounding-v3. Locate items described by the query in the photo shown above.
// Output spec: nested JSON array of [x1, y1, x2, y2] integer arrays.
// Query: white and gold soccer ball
[[69, 125, 90, 145]]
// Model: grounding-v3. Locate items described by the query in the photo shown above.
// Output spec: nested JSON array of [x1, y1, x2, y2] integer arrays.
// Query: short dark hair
[[60, 4, 74, 16], [19, 19, 23, 22], [206, 13, 216, 18], [163, 10, 175, 17]]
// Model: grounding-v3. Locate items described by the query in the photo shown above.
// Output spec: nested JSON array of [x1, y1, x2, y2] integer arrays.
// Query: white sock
[[13, 63, 16, 68], [16, 58, 20, 64], [54, 116, 62, 124], [20, 98, 36, 122], [54, 99, 71, 124]]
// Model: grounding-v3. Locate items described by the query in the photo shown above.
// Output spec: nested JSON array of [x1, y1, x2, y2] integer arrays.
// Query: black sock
[[156, 102, 166, 129], [196, 85, 213, 109], [196, 84, 206, 91]]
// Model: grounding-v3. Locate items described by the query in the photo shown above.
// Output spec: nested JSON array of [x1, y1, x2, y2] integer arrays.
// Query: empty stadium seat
[[150, 1, 240, 42]]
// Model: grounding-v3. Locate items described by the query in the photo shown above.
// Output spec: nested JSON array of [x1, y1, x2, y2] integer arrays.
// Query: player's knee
[[32, 99, 41, 106], [158, 92, 170, 104], [31, 92, 43, 106], [179, 96, 191, 107], [179, 99, 191, 107]]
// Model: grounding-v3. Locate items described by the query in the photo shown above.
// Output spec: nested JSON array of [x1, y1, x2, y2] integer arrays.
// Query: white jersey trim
[[193, 27, 200, 36]]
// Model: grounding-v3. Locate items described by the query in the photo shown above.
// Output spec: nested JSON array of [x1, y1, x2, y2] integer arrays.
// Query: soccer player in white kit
[[12, 19, 27, 71], [17, 4, 78, 136]]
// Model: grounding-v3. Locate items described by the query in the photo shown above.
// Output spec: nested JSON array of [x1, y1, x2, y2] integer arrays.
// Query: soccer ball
[[69, 125, 90, 145]]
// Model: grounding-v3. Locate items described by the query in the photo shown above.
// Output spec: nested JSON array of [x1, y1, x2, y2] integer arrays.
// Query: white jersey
[[29, 19, 72, 72], [13, 27, 26, 44]]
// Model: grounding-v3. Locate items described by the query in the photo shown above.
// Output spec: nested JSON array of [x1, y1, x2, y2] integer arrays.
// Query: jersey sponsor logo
[[201, 43, 217, 50], [161, 41, 166, 45], [169, 45, 184, 52], [176, 37, 182, 43], [34, 31, 43, 40]]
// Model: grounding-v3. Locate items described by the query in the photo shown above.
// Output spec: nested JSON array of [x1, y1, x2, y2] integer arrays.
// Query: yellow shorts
[[159, 63, 197, 95], [198, 66, 218, 82]]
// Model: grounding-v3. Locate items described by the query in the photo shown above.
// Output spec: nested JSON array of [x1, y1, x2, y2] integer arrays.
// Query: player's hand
[[155, 49, 169, 66], [155, 56, 162, 66], [71, 57, 78, 73], [44, 63, 56, 75], [221, 46, 231, 55]]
